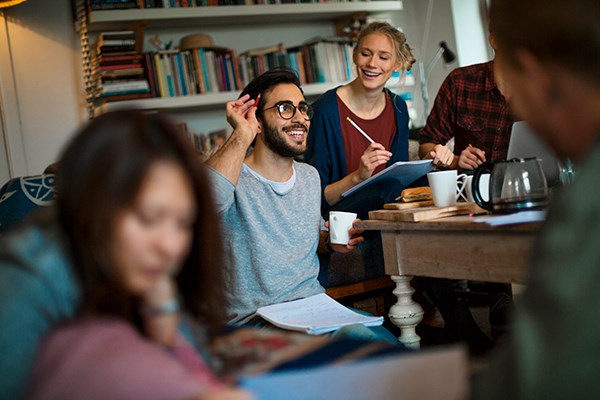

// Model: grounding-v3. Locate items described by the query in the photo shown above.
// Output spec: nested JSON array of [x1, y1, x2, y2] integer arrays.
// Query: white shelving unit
[[88, 2, 403, 29], [87, 1, 403, 114]]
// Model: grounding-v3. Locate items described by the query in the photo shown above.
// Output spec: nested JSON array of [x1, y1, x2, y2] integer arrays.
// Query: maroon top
[[26, 318, 222, 400], [419, 61, 515, 162], [337, 92, 396, 175]]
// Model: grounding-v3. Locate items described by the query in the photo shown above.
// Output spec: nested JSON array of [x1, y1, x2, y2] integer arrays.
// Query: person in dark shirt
[[473, 0, 600, 397], [419, 33, 513, 170]]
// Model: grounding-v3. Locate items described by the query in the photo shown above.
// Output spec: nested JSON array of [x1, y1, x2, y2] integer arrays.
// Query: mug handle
[[456, 173, 468, 202], [472, 162, 494, 211]]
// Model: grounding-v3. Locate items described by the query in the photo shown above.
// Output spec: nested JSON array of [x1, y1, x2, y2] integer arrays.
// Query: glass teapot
[[472, 157, 549, 212]]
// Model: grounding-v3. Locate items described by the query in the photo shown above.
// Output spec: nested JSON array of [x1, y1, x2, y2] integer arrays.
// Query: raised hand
[[225, 94, 260, 143], [142, 276, 180, 347]]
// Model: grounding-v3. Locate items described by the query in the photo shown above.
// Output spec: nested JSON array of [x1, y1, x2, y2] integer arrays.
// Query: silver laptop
[[507, 121, 561, 187]]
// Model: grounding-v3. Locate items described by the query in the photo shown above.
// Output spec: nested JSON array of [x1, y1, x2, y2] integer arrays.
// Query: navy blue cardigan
[[305, 87, 410, 215]]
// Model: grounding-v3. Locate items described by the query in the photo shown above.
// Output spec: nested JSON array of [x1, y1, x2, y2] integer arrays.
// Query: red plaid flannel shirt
[[419, 61, 515, 162]]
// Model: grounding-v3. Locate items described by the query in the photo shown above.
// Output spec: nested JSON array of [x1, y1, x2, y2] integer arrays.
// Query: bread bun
[[397, 187, 432, 202]]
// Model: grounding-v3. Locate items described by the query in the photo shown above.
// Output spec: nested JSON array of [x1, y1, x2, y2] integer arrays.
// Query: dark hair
[[490, 0, 600, 86], [239, 67, 303, 120], [56, 110, 227, 335]]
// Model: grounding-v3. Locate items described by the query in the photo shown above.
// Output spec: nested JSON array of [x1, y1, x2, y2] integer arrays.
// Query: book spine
[[143, 52, 158, 97], [99, 63, 143, 71], [175, 52, 188, 96], [152, 52, 164, 97]]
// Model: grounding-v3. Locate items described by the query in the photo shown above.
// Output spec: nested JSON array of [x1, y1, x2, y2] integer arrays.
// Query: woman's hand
[[142, 276, 180, 347], [457, 145, 486, 170], [428, 144, 455, 169], [355, 143, 392, 182]]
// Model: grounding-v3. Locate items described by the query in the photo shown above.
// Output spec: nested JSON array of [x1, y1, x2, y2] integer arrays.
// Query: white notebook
[[256, 293, 383, 335], [342, 159, 433, 198]]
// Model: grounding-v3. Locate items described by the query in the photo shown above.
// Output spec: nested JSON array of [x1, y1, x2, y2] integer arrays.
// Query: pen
[[346, 117, 375, 144]]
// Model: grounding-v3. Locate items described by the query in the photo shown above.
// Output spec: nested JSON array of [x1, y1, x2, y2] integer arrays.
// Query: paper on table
[[255, 293, 383, 335], [342, 159, 433, 198], [472, 210, 546, 226]]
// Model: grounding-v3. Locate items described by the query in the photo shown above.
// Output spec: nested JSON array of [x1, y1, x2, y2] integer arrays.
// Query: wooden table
[[355, 215, 541, 349]]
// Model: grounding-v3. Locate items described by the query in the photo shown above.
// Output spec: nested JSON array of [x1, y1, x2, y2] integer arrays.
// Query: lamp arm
[[425, 48, 444, 78], [418, 60, 430, 126]]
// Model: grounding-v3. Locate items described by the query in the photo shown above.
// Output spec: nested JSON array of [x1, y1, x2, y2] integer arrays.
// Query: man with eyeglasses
[[206, 68, 398, 343]]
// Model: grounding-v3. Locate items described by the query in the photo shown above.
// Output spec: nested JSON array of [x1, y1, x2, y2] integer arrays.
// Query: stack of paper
[[256, 293, 383, 335]]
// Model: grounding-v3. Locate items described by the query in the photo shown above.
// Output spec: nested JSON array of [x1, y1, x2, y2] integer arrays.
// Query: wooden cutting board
[[383, 200, 434, 210], [370, 202, 486, 222]]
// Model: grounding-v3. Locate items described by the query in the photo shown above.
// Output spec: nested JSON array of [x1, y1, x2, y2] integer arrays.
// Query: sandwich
[[396, 187, 432, 203]]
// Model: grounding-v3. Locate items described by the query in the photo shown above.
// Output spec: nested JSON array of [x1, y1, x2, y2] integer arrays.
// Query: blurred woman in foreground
[[24, 110, 251, 400]]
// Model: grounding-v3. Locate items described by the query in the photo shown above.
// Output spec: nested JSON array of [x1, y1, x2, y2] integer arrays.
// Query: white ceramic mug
[[463, 174, 490, 203], [329, 211, 357, 245], [427, 170, 467, 207]]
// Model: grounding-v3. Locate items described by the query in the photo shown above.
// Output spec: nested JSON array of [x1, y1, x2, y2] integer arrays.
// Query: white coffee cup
[[427, 170, 467, 207], [463, 174, 490, 203], [329, 211, 357, 245]]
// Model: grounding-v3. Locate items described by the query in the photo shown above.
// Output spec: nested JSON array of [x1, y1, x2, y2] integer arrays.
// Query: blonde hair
[[354, 21, 416, 72]]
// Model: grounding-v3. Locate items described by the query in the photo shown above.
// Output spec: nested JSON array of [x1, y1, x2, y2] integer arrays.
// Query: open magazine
[[255, 293, 383, 335], [342, 159, 433, 198]]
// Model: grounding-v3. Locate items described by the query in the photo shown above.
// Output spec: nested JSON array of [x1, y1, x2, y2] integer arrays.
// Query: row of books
[[139, 38, 353, 100], [93, 29, 152, 101], [238, 39, 354, 86], [145, 48, 243, 98], [92, 35, 355, 103], [174, 121, 230, 160], [89, 0, 367, 10]]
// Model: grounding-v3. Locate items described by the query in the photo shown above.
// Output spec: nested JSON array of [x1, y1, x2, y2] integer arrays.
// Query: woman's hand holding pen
[[356, 143, 392, 181], [458, 144, 486, 169]]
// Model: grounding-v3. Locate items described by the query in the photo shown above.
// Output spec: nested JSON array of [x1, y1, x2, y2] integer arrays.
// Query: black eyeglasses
[[262, 101, 313, 120]]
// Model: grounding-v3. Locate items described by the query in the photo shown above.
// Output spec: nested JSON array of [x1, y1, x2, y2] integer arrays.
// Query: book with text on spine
[[255, 293, 383, 335]]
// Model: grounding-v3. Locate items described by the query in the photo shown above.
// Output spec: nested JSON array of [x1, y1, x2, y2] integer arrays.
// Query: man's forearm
[[206, 129, 253, 185]]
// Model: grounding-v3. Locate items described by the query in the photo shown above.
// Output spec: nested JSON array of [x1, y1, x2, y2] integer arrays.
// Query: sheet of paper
[[472, 210, 546, 226], [256, 293, 383, 334]]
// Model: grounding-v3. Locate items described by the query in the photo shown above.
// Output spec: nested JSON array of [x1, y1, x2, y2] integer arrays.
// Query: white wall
[[450, 0, 491, 66], [0, 0, 85, 178], [404, 0, 459, 126]]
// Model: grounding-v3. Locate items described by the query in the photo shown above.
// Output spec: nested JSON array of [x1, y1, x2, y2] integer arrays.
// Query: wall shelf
[[88, 1, 403, 30], [86, 1, 404, 117], [95, 81, 346, 114]]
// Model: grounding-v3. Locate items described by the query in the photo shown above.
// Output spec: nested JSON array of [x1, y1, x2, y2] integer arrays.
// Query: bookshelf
[[95, 81, 342, 114], [84, 1, 404, 115], [88, 3, 404, 30]]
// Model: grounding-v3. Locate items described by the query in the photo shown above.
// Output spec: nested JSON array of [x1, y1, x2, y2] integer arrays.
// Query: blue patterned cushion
[[0, 174, 56, 233]]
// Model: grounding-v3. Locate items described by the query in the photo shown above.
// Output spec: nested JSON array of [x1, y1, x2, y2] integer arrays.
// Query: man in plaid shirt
[[418, 35, 514, 169]]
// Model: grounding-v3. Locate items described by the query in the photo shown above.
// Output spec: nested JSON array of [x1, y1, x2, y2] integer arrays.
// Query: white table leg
[[388, 275, 423, 349]]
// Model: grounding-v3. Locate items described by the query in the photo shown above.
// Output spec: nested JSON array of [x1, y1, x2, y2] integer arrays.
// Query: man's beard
[[262, 122, 307, 158]]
